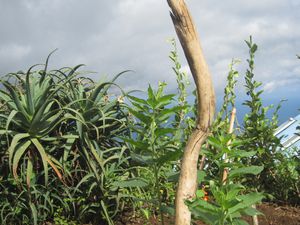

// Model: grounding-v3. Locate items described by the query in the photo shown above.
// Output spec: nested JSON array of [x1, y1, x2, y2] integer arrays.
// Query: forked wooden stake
[[167, 1, 216, 224]]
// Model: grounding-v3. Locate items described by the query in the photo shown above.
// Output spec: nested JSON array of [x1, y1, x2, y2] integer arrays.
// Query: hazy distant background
[[0, 0, 299, 122]]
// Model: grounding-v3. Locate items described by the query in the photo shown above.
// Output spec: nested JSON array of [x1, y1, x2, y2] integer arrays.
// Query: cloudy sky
[[0, 0, 299, 121]]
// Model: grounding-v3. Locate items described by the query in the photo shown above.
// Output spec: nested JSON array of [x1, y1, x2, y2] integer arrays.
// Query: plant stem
[[154, 167, 165, 225]]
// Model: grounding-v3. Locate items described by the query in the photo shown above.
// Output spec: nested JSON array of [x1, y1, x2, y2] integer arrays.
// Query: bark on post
[[167, 1, 216, 224]]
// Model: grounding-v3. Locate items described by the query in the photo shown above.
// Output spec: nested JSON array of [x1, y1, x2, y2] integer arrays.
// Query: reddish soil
[[243, 203, 300, 225], [115, 203, 300, 225]]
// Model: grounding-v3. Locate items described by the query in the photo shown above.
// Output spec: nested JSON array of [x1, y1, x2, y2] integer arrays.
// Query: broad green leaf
[[166, 171, 179, 182], [187, 199, 219, 224], [122, 137, 148, 149], [157, 106, 184, 122], [229, 166, 264, 178], [25, 66, 36, 116], [225, 184, 245, 201], [187, 198, 219, 213], [154, 128, 176, 137], [242, 207, 263, 217], [127, 95, 148, 105], [128, 108, 151, 124], [197, 170, 206, 183], [228, 192, 264, 214], [232, 219, 249, 225], [130, 152, 154, 166], [155, 94, 175, 108], [229, 150, 256, 158], [147, 85, 155, 101], [207, 136, 223, 150], [157, 149, 182, 166]]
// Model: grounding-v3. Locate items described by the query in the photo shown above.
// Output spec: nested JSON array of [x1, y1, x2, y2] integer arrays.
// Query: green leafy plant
[[214, 59, 240, 132], [125, 82, 184, 224], [187, 134, 264, 225], [240, 36, 284, 197], [0, 55, 76, 186], [0, 54, 133, 225]]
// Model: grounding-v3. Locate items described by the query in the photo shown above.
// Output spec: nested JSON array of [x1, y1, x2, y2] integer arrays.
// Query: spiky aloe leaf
[[31, 138, 49, 185], [39, 49, 57, 85], [12, 140, 31, 181], [29, 202, 38, 225], [26, 158, 34, 188], [2, 81, 29, 119], [8, 133, 30, 171]]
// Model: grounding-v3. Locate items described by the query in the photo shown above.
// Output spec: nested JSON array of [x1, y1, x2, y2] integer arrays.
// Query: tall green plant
[[187, 134, 264, 225], [125, 83, 184, 224], [168, 38, 195, 144], [241, 36, 282, 193], [214, 59, 240, 132]]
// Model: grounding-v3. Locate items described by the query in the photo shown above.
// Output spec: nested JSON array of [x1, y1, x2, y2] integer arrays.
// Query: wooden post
[[167, 1, 215, 224], [222, 107, 236, 184]]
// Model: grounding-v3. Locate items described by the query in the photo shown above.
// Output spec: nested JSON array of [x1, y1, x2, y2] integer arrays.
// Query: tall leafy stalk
[[241, 36, 282, 193], [168, 38, 195, 143], [125, 83, 184, 224]]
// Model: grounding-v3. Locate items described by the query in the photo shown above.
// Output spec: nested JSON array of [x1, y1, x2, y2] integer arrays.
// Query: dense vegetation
[[0, 38, 299, 225]]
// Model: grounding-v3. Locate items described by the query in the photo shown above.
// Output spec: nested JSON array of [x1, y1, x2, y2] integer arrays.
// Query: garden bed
[[115, 203, 300, 225]]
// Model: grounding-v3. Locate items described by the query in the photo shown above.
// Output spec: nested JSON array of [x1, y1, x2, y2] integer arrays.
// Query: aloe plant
[[0, 53, 133, 224], [0, 56, 81, 186], [58, 71, 132, 224]]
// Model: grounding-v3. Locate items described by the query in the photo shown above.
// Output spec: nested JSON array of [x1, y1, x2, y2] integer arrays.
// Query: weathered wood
[[167, 1, 215, 224]]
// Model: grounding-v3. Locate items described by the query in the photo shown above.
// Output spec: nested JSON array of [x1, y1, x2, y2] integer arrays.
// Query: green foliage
[[0, 37, 299, 225], [0, 175, 73, 225], [269, 147, 300, 204], [214, 59, 239, 132], [122, 40, 198, 224], [126, 83, 183, 224], [242, 36, 281, 160], [0, 55, 132, 224], [54, 207, 78, 225], [0, 54, 74, 185], [240, 37, 295, 202], [188, 134, 264, 225], [168, 38, 194, 136], [169, 38, 196, 150], [188, 182, 263, 225]]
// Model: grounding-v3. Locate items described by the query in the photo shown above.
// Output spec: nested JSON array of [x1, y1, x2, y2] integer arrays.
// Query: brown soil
[[243, 203, 300, 225], [115, 203, 300, 225]]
